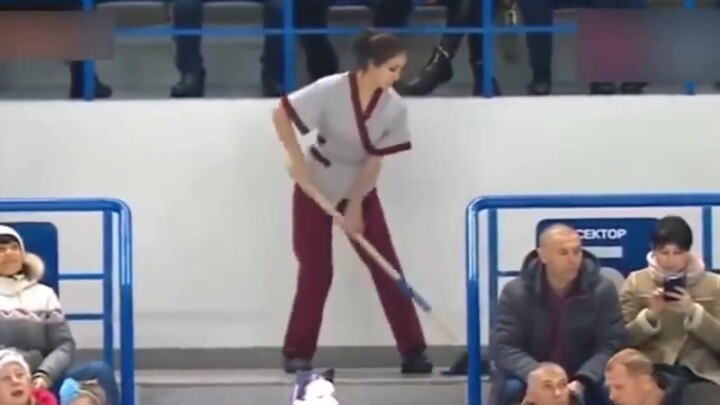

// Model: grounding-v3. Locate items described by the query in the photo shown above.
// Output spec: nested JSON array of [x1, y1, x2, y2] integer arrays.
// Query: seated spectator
[[519, 362, 583, 405], [619, 216, 720, 386], [0, 225, 119, 405], [604, 348, 684, 405], [489, 223, 626, 405], [0, 349, 57, 405], [59, 378, 105, 405]]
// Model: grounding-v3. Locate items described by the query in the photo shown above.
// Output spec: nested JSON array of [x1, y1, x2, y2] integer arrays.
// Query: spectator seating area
[[1, 0, 718, 99]]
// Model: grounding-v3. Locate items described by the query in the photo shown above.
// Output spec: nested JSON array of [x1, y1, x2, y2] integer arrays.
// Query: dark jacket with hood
[[488, 249, 627, 404]]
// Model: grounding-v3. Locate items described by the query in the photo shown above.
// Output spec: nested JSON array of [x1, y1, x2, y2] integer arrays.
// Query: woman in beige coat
[[620, 215, 720, 385]]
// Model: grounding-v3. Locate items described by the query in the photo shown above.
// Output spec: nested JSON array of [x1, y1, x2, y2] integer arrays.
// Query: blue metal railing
[[0, 198, 135, 405], [71, 0, 699, 100], [465, 193, 718, 405]]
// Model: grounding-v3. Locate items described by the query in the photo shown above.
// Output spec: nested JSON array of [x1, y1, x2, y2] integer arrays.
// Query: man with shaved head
[[489, 223, 627, 405], [520, 362, 583, 405]]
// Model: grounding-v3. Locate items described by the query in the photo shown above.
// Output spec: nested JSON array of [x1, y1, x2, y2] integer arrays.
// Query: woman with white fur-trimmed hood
[[0, 225, 74, 388], [0, 225, 119, 405]]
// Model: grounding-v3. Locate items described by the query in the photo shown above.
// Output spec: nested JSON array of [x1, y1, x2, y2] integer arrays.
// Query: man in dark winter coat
[[489, 224, 628, 405]]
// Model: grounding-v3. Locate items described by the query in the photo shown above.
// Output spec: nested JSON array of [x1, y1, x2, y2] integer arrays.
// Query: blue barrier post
[[102, 211, 115, 369], [0, 198, 134, 405], [81, 0, 96, 101], [683, 0, 696, 95], [466, 193, 718, 405]]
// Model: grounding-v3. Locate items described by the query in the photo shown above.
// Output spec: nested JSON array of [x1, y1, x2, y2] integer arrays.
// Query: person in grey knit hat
[[0, 225, 119, 405]]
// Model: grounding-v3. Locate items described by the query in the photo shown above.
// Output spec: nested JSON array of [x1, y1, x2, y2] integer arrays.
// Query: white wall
[[0, 96, 718, 349]]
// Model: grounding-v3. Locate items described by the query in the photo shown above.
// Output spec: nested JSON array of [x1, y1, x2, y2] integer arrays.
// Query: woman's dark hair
[[650, 215, 693, 251], [351, 28, 406, 69], [0, 235, 19, 246]]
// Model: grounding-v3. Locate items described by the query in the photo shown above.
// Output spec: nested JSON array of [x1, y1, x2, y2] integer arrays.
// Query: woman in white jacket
[[0, 225, 118, 405]]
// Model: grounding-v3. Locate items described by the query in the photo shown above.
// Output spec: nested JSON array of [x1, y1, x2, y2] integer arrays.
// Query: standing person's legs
[[585, 0, 647, 94], [261, 0, 287, 97], [345, 190, 432, 374], [399, 0, 498, 96], [466, 0, 502, 96], [262, 0, 338, 97], [282, 185, 335, 373], [171, 0, 205, 97], [368, 0, 413, 27], [516, 0, 554, 95], [296, 0, 339, 82]]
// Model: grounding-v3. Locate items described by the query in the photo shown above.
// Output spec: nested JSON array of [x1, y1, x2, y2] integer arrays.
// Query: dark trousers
[[282, 185, 426, 360], [516, 0, 646, 81], [172, 0, 204, 74], [262, 0, 413, 85], [261, 0, 338, 85], [434, 0, 497, 64], [172, 0, 413, 80]]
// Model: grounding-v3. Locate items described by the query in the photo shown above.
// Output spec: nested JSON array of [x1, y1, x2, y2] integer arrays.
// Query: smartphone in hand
[[663, 275, 686, 301]]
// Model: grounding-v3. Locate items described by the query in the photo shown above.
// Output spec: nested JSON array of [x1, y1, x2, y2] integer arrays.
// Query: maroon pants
[[282, 185, 427, 360]]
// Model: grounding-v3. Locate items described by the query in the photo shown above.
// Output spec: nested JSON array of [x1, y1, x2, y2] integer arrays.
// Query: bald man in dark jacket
[[489, 224, 627, 405]]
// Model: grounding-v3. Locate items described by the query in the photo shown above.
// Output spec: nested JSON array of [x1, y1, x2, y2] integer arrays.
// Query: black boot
[[401, 350, 433, 374], [589, 82, 618, 95], [619, 82, 647, 94], [527, 79, 551, 96], [171, 70, 206, 98], [440, 350, 492, 376], [527, 68, 552, 96], [397, 47, 453, 96], [472, 62, 502, 96], [69, 62, 112, 99], [441, 351, 468, 376]]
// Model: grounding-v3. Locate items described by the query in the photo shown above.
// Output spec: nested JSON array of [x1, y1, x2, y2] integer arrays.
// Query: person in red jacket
[[0, 349, 57, 405], [32, 389, 58, 405]]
